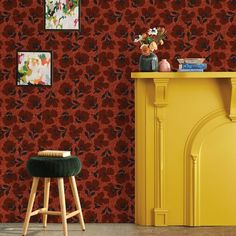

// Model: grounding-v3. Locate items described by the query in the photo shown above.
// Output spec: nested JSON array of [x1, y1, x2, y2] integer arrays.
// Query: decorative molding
[[184, 109, 227, 162], [155, 113, 164, 208], [191, 154, 199, 226], [184, 109, 230, 226], [153, 208, 168, 226], [133, 74, 236, 122], [153, 78, 169, 225], [153, 78, 170, 107], [230, 78, 236, 121], [191, 154, 198, 164]]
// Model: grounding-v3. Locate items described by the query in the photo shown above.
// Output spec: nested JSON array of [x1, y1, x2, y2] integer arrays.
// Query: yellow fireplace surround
[[131, 72, 236, 226]]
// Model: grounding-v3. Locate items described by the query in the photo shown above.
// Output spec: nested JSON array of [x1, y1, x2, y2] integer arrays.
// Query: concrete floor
[[1, 223, 236, 236]]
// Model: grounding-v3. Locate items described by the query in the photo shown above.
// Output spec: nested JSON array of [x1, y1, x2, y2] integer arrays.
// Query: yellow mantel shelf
[[132, 71, 236, 122], [131, 71, 236, 79]]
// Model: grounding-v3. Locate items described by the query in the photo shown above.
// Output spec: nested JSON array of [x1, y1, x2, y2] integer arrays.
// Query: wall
[[0, 0, 235, 223]]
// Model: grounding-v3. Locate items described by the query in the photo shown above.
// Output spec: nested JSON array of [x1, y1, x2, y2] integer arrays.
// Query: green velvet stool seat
[[22, 156, 85, 236], [27, 156, 82, 177]]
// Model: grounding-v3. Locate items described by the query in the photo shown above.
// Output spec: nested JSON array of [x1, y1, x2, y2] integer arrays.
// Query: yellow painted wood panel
[[200, 124, 236, 225], [165, 78, 228, 225], [134, 72, 236, 226], [135, 78, 147, 224], [145, 80, 155, 225]]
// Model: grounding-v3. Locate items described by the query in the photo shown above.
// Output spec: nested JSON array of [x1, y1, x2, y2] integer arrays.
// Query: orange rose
[[140, 44, 151, 56], [149, 41, 158, 52], [142, 33, 147, 39]]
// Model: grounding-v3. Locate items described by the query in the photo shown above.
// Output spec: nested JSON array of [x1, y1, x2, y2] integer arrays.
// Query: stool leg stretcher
[[22, 176, 85, 236]]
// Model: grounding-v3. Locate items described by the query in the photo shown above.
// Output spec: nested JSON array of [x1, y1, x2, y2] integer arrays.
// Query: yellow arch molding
[[184, 109, 231, 226]]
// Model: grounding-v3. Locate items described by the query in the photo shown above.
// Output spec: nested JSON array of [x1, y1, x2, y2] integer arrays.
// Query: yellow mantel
[[131, 72, 236, 121], [132, 72, 236, 227], [131, 71, 236, 79]]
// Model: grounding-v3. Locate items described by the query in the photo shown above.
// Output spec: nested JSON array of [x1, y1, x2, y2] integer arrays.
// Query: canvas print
[[45, 0, 80, 30], [17, 52, 52, 86]]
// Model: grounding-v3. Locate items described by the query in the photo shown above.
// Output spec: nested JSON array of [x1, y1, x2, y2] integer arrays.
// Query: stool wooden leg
[[22, 177, 39, 236], [43, 178, 50, 228], [69, 176, 85, 231], [58, 178, 68, 236]]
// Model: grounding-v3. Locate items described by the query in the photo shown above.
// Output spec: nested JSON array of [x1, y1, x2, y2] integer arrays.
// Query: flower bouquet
[[134, 27, 167, 56], [134, 27, 167, 72]]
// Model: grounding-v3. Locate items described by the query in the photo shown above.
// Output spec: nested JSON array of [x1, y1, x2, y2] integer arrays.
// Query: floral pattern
[[0, 0, 236, 223]]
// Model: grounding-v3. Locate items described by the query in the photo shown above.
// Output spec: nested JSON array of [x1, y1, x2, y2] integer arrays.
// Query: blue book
[[179, 63, 207, 70], [178, 68, 204, 72]]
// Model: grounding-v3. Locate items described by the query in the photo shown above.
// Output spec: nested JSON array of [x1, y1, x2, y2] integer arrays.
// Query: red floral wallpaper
[[0, 0, 235, 223]]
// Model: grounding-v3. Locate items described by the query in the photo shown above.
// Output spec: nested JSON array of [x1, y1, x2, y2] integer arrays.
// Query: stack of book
[[177, 58, 207, 72], [38, 150, 71, 158]]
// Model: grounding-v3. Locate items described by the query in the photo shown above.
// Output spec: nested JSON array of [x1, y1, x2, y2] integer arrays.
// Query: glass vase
[[139, 53, 158, 72]]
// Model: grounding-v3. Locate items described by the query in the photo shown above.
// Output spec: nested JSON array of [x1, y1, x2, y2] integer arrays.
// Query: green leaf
[[39, 54, 46, 60], [145, 37, 154, 44]]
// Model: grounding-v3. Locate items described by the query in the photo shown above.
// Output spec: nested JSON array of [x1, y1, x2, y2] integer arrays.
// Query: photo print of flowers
[[17, 52, 52, 86], [45, 0, 80, 30]]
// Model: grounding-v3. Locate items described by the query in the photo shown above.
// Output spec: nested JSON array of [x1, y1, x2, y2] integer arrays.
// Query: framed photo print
[[45, 0, 80, 30], [17, 51, 52, 86]]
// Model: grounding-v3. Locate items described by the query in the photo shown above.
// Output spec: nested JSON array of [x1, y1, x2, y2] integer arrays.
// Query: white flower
[[148, 27, 158, 36], [134, 35, 143, 43]]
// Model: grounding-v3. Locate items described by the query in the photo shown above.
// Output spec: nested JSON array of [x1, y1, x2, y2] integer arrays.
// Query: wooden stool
[[22, 156, 85, 236]]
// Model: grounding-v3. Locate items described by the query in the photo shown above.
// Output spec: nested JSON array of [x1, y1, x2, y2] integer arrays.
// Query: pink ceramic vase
[[159, 59, 171, 72]]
